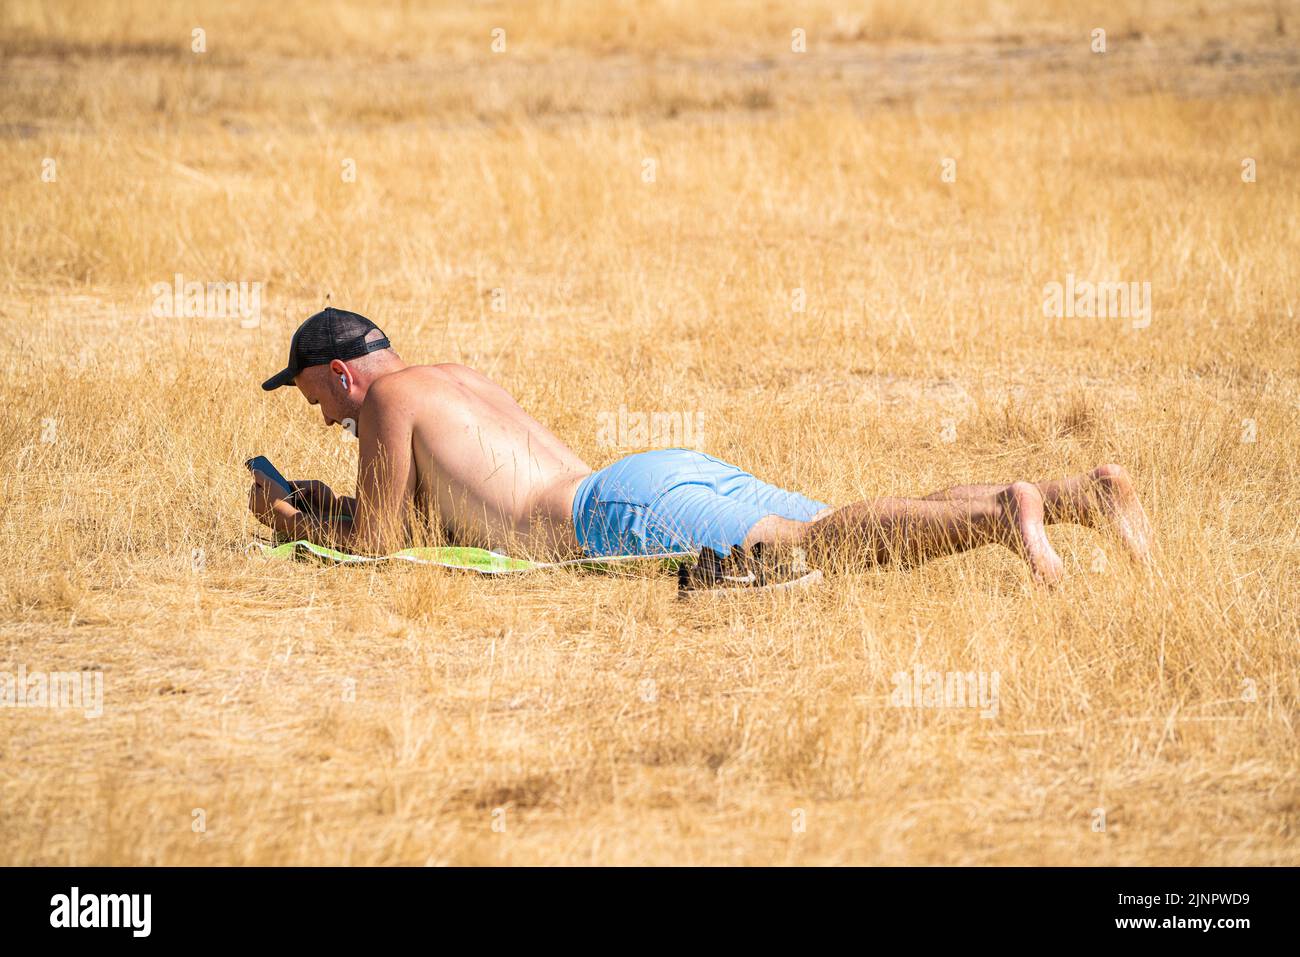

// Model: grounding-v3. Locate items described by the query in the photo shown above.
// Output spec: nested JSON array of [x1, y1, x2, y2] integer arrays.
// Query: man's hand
[[288, 480, 357, 521], [287, 479, 335, 514], [248, 471, 300, 529]]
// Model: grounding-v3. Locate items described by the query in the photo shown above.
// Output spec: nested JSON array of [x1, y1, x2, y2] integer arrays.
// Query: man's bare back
[[392, 364, 592, 554]]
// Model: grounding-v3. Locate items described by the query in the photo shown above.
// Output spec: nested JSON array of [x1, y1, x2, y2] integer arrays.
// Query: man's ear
[[329, 359, 352, 389]]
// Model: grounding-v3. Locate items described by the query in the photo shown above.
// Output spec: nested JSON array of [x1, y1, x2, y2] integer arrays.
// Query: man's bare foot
[[996, 482, 1064, 585], [1089, 464, 1154, 564]]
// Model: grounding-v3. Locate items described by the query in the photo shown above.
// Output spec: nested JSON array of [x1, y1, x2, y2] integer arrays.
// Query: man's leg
[[1036, 464, 1153, 562], [744, 482, 1064, 584], [920, 463, 1152, 562]]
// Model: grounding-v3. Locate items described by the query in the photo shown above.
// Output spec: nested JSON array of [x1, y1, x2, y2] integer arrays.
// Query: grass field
[[1, 0, 1298, 865]]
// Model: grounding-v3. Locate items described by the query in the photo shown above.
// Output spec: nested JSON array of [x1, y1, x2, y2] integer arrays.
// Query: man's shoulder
[[425, 362, 487, 386], [369, 363, 468, 394], [376, 363, 482, 388], [363, 364, 483, 417], [359, 367, 434, 421]]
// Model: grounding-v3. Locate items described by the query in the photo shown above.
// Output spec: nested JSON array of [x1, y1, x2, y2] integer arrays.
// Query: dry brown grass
[[1, 1, 1298, 865]]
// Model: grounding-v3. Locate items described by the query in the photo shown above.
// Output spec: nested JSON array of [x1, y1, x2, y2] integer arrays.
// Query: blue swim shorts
[[571, 449, 831, 557]]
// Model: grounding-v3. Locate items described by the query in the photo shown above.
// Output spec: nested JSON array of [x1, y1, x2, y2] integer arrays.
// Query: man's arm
[[255, 378, 417, 554], [260, 490, 353, 549]]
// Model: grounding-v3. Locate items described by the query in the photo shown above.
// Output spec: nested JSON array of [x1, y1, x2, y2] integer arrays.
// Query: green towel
[[250, 539, 692, 575]]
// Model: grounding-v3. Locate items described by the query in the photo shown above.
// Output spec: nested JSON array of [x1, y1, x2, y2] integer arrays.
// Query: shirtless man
[[249, 309, 1154, 591]]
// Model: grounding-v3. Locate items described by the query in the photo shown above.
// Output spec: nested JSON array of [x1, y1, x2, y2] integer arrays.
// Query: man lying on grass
[[249, 308, 1153, 593]]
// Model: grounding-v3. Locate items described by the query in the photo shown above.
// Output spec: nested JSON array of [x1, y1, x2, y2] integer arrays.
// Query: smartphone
[[245, 455, 295, 498]]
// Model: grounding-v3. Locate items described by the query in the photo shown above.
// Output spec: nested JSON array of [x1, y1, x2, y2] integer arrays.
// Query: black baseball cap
[[261, 308, 391, 391]]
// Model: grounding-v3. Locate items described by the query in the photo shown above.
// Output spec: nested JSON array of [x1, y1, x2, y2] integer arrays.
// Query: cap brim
[[261, 367, 297, 391]]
